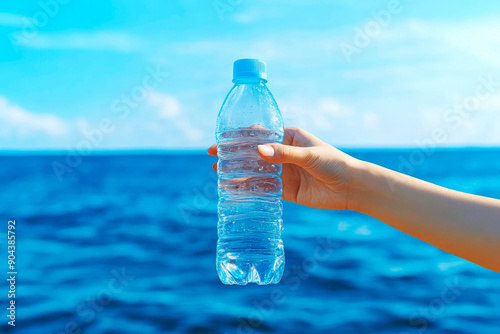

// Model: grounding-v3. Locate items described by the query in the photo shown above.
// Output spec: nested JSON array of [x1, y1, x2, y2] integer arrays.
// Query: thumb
[[257, 143, 315, 167]]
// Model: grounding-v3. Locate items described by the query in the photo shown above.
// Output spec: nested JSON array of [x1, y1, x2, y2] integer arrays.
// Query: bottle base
[[217, 256, 285, 285]]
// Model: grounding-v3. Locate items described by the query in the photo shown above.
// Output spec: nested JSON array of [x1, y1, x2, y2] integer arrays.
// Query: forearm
[[347, 159, 500, 272]]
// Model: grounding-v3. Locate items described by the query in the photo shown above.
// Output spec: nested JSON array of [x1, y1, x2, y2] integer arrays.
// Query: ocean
[[0, 149, 499, 334]]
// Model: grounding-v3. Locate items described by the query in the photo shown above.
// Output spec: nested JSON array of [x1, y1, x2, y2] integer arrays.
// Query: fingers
[[209, 127, 320, 154], [208, 145, 217, 170], [209, 127, 320, 170], [283, 127, 324, 147], [257, 143, 317, 168], [207, 144, 217, 157]]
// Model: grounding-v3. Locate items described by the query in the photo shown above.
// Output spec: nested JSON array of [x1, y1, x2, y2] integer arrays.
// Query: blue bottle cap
[[232, 59, 267, 83]]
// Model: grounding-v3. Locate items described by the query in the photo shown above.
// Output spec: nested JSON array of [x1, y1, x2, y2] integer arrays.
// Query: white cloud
[[387, 19, 500, 67], [312, 98, 353, 130], [13, 31, 142, 51], [146, 92, 203, 142], [318, 98, 352, 117], [0, 13, 32, 27], [280, 97, 353, 129], [147, 92, 180, 117], [232, 9, 260, 24], [341, 19, 500, 89], [0, 96, 68, 137], [231, 7, 286, 24], [478, 92, 500, 111], [168, 33, 342, 62]]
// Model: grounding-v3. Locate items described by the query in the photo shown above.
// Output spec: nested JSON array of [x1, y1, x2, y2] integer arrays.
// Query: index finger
[[283, 127, 323, 147], [207, 144, 217, 157]]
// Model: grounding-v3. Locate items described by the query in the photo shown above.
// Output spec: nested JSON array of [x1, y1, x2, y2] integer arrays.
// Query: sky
[[1, 0, 500, 150]]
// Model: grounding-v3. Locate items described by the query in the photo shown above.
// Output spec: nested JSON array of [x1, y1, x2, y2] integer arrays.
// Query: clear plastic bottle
[[216, 59, 285, 285]]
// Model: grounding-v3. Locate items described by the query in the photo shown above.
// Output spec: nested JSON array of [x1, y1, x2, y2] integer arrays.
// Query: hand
[[209, 126, 500, 272], [208, 127, 356, 210]]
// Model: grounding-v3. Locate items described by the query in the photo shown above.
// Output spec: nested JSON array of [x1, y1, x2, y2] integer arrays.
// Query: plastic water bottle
[[216, 59, 285, 285]]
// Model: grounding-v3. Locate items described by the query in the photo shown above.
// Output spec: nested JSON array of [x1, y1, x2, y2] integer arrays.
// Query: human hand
[[208, 127, 356, 210]]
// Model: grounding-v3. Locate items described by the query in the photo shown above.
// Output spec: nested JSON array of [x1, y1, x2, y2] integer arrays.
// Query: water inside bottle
[[216, 127, 285, 285]]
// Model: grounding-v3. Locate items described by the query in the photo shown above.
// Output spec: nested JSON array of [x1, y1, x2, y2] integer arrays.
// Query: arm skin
[[349, 159, 500, 273], [208, 127, 500, 273]]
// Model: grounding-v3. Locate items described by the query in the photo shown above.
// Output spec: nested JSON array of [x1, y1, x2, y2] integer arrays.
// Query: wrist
[[346, 158, 387, 213]]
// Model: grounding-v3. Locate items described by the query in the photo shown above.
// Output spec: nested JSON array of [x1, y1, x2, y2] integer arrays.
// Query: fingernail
[[258, 145, 274, 157]]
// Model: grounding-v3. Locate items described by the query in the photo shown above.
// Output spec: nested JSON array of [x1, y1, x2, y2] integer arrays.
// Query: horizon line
[[1, 145, 500, 156]]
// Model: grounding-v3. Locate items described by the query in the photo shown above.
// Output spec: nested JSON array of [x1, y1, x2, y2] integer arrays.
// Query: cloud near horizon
[[146, 91, 204, 142], [0, 96, 68, 140]]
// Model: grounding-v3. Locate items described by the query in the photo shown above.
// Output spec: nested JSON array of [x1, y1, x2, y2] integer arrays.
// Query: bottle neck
[[232, 77, 267, 85]]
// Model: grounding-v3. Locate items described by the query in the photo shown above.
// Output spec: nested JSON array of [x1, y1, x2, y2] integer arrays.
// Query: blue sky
[[1, 0, 500, 150]]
